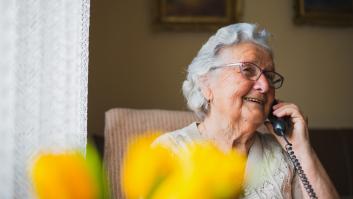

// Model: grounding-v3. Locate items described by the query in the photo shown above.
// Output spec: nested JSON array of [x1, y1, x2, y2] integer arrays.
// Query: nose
[[253, 73, 270, 93]]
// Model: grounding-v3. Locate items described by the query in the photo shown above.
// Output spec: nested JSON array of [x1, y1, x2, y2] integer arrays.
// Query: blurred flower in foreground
[[122, 132, 175, 199], [30, 143, 109, 199], [122, 132, 247, 199]]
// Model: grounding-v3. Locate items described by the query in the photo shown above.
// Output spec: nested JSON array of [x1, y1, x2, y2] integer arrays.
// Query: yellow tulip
[[122, 132, 247, 199], [30, 142, 110, 199], [31, 152, 98, 199], [121, 132, 176, 199], [153, 143, 246, 199]]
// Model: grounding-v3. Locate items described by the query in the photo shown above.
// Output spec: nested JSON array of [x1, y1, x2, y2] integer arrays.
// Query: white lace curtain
[[0, 0, 90, 198]]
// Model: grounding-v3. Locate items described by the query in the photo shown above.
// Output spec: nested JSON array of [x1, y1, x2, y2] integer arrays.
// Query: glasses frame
[[210, 62, 284, 89]]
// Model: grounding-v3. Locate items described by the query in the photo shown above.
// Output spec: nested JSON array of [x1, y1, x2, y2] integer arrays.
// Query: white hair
[[182, 23, 273, 119]]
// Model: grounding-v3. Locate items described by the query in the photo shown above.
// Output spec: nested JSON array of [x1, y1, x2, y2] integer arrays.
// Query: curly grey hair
[[182, 23, 273, 119]]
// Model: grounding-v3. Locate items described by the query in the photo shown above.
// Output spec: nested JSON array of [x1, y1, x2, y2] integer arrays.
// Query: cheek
[[228, 77, 253, 99], [265, 90, 275, 114], [212, 72, 253, 103]]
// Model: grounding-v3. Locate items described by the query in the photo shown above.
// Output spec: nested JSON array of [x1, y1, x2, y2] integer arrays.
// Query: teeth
[[243, 97, 264, 105]]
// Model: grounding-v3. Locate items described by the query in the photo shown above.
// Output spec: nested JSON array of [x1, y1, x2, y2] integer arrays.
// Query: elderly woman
[[153, 23, 338, 198]]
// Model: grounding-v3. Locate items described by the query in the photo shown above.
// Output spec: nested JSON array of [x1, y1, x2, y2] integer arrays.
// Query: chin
[[242, 112, 265, 126], [253, 115, 266, 126]]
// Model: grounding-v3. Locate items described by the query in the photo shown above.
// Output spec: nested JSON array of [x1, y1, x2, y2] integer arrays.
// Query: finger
[[273, 107, 301, 118], [275, 103, 299, 111], [272, 101, 285, 109], [272, 101, 292, 110], [273, 104, 303, 118]]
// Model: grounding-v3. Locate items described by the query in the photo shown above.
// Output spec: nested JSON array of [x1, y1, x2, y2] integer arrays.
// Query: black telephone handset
[[268, 100, 291, 137], [268, 100, 318, 199]]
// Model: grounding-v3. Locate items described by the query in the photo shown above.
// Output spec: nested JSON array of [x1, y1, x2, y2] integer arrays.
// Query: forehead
[[217, 42, 274, 70]]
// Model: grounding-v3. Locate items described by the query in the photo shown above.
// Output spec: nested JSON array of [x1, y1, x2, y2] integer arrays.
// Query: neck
[[198, 112, 258, 155]]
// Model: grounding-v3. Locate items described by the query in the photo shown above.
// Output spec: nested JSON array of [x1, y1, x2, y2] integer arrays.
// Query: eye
[[264, 72, 283, 88], [240, 63, 258, 78], [264, 72, 275, 81]]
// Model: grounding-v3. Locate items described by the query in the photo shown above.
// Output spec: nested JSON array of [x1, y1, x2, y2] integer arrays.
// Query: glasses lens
[[240, 63, 260, 80], [265, 72, 283, 89]]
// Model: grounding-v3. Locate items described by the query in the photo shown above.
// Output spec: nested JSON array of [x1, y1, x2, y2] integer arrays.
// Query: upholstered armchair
[[102, 108, 353, 198], [103, 108, 199, 199]]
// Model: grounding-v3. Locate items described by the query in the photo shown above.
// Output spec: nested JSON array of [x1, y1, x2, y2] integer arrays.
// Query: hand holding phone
[[267, 100, 318, 198]]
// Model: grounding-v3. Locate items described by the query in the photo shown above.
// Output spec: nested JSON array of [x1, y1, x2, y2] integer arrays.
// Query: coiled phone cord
[[281, 133, 318, 199]]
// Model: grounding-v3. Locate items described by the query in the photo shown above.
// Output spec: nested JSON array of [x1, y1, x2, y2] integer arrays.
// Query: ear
[[198, 74, 213, 101]]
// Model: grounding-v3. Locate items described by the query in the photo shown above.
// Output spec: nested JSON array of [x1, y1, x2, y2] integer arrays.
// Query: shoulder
[[256, 133, 295, 176], [151, 122, 203, 154], [258, 133, 284, 155]]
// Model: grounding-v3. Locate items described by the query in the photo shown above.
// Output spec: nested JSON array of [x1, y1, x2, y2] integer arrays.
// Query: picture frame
[[295, 0, 353, 26], [154, 0, 242, 31]]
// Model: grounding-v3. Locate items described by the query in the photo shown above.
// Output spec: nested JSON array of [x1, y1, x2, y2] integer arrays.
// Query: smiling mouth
[[243, 97, 265, 105]]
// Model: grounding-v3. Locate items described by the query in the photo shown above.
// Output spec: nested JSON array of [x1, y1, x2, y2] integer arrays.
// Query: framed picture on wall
[[295, 0, 353, 25], [154, 0, 242, 31]]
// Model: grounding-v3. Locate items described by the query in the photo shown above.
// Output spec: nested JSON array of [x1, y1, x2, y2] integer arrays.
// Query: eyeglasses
[[210, 62, 284, 89]]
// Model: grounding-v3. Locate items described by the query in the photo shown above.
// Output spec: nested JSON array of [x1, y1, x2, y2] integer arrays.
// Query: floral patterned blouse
[[152, 122, 303, 199]]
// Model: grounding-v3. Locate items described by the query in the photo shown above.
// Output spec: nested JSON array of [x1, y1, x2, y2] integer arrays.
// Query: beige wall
[[88, 0, 353, 135]]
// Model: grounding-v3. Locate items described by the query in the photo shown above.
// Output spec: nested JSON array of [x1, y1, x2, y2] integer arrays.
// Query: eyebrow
[[241, 61, 276, 71], [263, 65, 275, 72], [252, 61, 275, 72]]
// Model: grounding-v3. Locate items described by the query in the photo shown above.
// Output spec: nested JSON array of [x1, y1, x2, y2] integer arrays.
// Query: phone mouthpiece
[[270, 117, 288, 136], [273, 122, 286, 136]]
